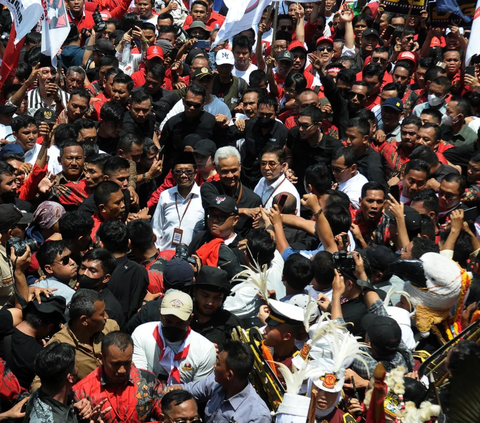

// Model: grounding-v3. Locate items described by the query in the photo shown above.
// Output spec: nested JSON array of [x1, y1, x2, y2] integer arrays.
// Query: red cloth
[[92, 91, 109, 120], [195, 238, 224, 267], [68, 11, 95, 45], [131, 68, 173, 90], [18, 163, 48, 202], [183, 12, 225, 30], [73, 365, 164, 423], [0, 24, 25, 91], [143, 254, 166, 294], [0, 358, 25, 403]]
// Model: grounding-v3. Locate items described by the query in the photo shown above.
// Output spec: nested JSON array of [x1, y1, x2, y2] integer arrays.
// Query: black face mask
[[162, 325, 187, 342], [77, 274, 103, 289], [1, 191, 16, 204], [259, 117, 274, 128]]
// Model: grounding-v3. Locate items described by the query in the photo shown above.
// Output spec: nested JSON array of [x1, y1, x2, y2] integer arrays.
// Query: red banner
[[0, 24, 25, 93]]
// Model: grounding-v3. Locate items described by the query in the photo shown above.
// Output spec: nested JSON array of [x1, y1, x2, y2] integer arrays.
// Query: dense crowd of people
[[0, 0, 479, 421]]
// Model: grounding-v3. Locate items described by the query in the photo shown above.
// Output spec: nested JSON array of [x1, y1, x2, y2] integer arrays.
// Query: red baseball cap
[[288, 40, 307, 51], [397, 51, 417, 66], [316, 36, 333, 47], [146, 45, 164, 60]]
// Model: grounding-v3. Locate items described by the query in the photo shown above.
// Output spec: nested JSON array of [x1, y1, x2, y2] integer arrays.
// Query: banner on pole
[[383, 0, 427, 16], [0, 0, 43, 42], [428, 0, 475, 27], [41, 0, 70, 66]]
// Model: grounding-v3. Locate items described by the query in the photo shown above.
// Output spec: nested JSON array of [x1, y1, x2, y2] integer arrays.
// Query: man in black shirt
[[77, 248, 124, 327], [122, 89, 155, 139], [141, 63, 175, 124], [228, 94, 289, 189], [97, 101, 124, 155], [97, 221, 149, 322], [6, 295, 66, 389], [345, 117, 386, 187], [160, 84, 229, 173], [201, 146, 261, 235], [286, 106, 341, 196]]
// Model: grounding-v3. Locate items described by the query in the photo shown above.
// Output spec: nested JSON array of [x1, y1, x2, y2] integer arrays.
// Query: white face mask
[[428, 93, 445, 107], [441, 113, 459, 127]]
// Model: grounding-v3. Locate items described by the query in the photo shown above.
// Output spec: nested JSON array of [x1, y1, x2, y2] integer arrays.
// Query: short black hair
[[430, 76, 452, 95], [103, 156, 130, 177], [305, 163, 331, 195], [409, 145, 439, 167], [331, 146, 356, 167], [411, 237, 439, 259], [35, 342, 76, 390], [82, 248, 116, 276], [157, 12, 174, 23], [12, 115, 36, 132], [337, 68, 357, 86], [85, 153, 111, 168], [259, 94, 279, 112], [283, 253, 313, 291], [362, 63, 384, 80], [94, 181, 122, 209], [70, 289, 104, 321], [98, 55, 119, 69], [70, 88, 91, 103], [232, 34, 253, 51], [54, 124, 79, 148], [161, 390, 196, 414], [395, 60, 414, 75], [420, 108, 442, 124], [59, 140, 83, 158], [260, 145, 286, 163], [127, 219, 155, 252], [37, 240, 68, 271], [411, 189, 440, 215], [117, 133, 143, 154], [113, 73, 134, 92], [223, 340, 254, 381], [325, 205, 351, 235], [325, 190, 351, 210], [347, 117, 370, 137], [401, 115, 422, 129], [97, 220, 129, 254], [441, 173, 467, 194], [100, 101, 125, 123], [355, 108, 376, 124], [404, 159, 430, 178], [59, 211, 94, 242], [101, 331, 133, 357], [147, 63, 166, 80], [284, 72, 307, 93], [249, 70, 268, 87], [471, 151, 480, 164], [312, 251, 335, 288], [0, 162, 17, 182], [246, 230, 276, 268], [186, 83, 207, 101], [299, 105, 323, 124], [420, 122, 441, 142], [450, 96, 472, 116], [361, 181, 387, 198], [73, 118, 97, 131], [130, 88, 152, 106]]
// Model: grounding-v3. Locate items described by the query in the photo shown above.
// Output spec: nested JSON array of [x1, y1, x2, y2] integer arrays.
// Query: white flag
[[41, 0, 70, 67], [0, 0, 43, 43], [211, 0, 272, 48], [465, 0, 480, 66]]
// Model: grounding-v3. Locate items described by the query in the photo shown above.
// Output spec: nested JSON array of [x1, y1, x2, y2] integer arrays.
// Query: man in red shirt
[[73, 331, 164, 423], [183, 0, 225, 30], [66, 0, 95, 44], [131, 46, 164, 88]]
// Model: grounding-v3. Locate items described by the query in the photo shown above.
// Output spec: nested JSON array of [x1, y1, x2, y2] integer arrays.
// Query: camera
[[93, 7, 107, 32], [174, 244, 197, 266], [6, 237, 38, 258], [332, 251, 355, 277]]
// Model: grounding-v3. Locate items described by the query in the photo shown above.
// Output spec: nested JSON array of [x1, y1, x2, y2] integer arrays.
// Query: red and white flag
[[465, 0, 480, 65], [0, 24, 25, 91], [41, 0, 70, 66]]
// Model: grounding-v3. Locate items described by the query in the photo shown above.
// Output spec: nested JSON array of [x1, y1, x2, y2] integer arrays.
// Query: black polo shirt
[[341, 295, 369, 340], [200, 180, 261, 235], [430, 163, 459, 182], [122, 110, 155, 139], [229, 117, 289, 189], [356, 147, 387, 187], [286, 127, 342, 196]]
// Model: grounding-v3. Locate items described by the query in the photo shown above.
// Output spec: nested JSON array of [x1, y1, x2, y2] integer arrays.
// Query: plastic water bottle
[[122, 41, 131, 65]]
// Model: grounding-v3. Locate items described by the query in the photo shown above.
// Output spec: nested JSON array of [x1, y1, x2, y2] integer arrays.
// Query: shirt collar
[[265, 173, 286, 188], [224, 382, 255, 411]]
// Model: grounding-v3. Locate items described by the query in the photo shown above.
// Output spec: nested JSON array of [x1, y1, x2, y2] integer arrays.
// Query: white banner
[[41, 0, 70, 66], [0, 0, 43, 43], [465, 0, 480, 65], [211, 0, 272, 48]]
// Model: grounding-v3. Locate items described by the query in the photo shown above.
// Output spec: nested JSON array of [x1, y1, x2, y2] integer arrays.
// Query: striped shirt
[[27, 87, 69, 117]]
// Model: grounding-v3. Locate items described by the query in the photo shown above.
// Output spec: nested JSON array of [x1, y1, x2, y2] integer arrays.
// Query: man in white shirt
[[160, 67, 232, 130], [152, 152, 205, 251], [232, 35, 258, 83], [331, 146, 368, 209], [131, 289, 216, 384], [254, 145, 301, 215]]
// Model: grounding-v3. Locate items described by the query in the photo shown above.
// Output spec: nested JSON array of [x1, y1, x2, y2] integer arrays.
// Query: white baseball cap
[[215, 49, 234, 66], [160, 290, 193, 321]]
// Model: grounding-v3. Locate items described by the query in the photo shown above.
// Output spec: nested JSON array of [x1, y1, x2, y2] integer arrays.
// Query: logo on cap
[[153, 47, 160, 54], [201, 67, 209, 73], [396, 102, 400, 107], [45, 111, 52, 119], [171, 299, 184, 308], [215, 196, 226, 204], [222, 51, 230, 59], [320, 373, 337, 389]]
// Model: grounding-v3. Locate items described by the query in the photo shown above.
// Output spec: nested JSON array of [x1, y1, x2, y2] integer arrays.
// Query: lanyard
[[262, 176, 286, 207], [175, 193, 194, 228]]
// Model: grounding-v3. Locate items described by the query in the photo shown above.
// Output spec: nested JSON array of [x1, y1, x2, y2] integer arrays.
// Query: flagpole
[[272, 1, 279, 45]]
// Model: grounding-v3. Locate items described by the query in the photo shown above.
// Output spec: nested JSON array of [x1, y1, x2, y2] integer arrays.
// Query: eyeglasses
[[260, 161, 280, 168], [279, 25, 293, 31], [331, 165, 350, 173], [298, 122, 315, 130], [55, 255, 71, 266], [317, 45, 333, 52], [173, 169, 195, 176], [184, 101, 202, 109], [164, 415, 203, 423], [438, 190, 458, 200], [372, 57, 387, 64], [273, 45, 287, 51], [293, 54, 306, 60], [348, 92, 366, 101], [82, 137, 97, 143]]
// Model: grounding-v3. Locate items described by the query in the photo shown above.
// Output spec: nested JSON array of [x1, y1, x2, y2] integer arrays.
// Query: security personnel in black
[[228, 94, 289, 188], [187, 266, 243, 349]]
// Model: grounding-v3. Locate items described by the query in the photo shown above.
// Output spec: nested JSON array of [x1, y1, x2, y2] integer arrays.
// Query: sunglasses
[[56, 255, 71, 266], [280, 25, 293, 31], [348, 91, 366, 101], [173, 169, 195, 176], [317, 45, 333, 52], [184, 101, 202, 109]]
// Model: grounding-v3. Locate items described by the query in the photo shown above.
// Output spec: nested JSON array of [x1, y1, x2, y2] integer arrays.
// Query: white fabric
[[337, 172, 369, 209], [160, 95, 232, 130], [465, 0, 480, 66], [0, 0, 43, 42], [387, 306, 416, 351], [232, 63, 258, 83], [254, 174, 301, 216], [132, 321, 216, 383], [468, 116, 480, 133], [152, 183, 204, 251], [25, 143, 62, 175], [42, 0, 70, 67], [0, 125, 15, 142]]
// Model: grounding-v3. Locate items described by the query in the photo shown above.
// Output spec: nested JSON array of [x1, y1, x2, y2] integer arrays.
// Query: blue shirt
[[182, 373, 271, 423], [35, 277, 75, 305]]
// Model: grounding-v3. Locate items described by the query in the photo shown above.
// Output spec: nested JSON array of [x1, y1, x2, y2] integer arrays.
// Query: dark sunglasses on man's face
[[57, 255, 71, 266], [348, 91, 366, 101], [317, 45, 333, 52], [184, 101, 202, 109], [280, 25, 293, 31]]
